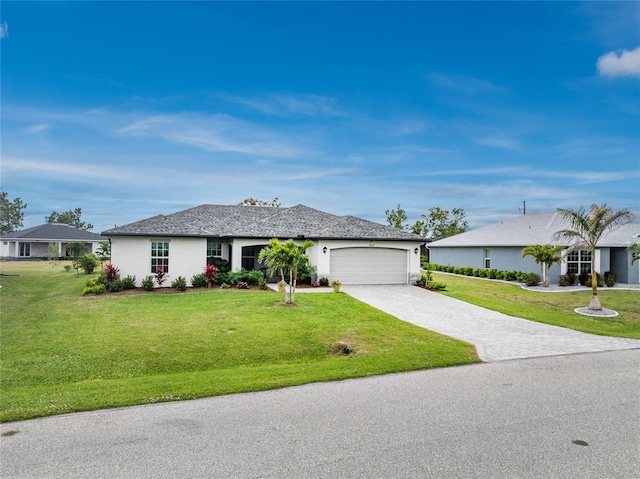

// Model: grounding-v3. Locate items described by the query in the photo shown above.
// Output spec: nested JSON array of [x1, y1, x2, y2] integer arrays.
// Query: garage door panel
[[330, 248, 408, 284]]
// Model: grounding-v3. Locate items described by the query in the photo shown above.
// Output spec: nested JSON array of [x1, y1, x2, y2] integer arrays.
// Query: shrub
[[104, 264, 120, 284], [109, 279, 125, 293], [207, 256, 230, 273], [82, 277, 106, 295], [171, 276, 188, 291], [558, 274, 571, 287], [487, 269, 499, 279], [154, 267, 166, 286], [246, 270, 264, 286], [578, 273, 590, 286], [220, 283, 231, 289], [191, 273, 208, 288], [220, 268, 264, 286], [559, 273, 576, 287], [586, 273, 604, 288], [319, 277, 329, 287], [122, 275, 136, 290], [82, 284, 106, 295], [204, 264, 218, 287], [95, 270, 107, 286], [64, 265, 72, 272], [427, 281, 447, 291], [415, 270, 433, 288], [604, 271, 616, 287], [258, 276, 268, 290], [78, 254, 100, 274], [522, 272, 541, 286], [141, 275, 155, 291], [237, 281, 249, 289], [298, 263, 316, 284]]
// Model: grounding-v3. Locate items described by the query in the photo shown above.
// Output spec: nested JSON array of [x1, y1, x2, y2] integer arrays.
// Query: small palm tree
[[258, 238, 315, 304], [555, 204, 633, 310], [627, 243, 640, 265], [521, 244, 563, 287]]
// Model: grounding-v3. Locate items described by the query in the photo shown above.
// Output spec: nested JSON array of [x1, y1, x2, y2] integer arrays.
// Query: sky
[[1, 1, 639, 235]]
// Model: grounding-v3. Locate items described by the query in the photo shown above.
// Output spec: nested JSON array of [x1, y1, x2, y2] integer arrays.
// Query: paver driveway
[[343, 285, 640, 361]]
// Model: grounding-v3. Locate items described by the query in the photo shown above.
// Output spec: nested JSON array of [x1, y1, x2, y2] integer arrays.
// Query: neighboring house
[[428, 212, 640, 285], [0, 223, 108, 259], [102, 204, 425, 286]]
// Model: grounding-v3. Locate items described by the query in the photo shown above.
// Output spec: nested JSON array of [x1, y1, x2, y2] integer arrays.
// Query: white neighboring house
[[0, 223, 108, 259], [428, 212, 640, 284], [102, 204, 426, 286]]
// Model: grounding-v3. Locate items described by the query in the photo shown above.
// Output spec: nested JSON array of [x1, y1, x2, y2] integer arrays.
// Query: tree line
[[1, 190, 93, 235], [384, 204, 469, 239]]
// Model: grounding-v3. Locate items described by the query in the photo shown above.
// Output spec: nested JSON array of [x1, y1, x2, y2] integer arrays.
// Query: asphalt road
[[2, 350, 639, 478]]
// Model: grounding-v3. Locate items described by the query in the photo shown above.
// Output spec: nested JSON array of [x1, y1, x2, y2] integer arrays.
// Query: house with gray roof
[[102, 204, 426, 286], [0, 223, 108, 259], [428, 212, 640, 284]]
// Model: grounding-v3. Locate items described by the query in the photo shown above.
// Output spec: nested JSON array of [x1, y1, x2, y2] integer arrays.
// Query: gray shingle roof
[[429, 212, 640, 248], [1, 223, 108, 241], [102, 204, 424, 242]]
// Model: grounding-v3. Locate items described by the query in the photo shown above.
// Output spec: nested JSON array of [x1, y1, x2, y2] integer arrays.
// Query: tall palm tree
[[258, 238, 315, 304], [555, 204, 633, 310], [521, 244, 563, 287]]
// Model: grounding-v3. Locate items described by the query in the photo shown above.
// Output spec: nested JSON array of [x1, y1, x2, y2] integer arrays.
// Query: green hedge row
[[423, 263, 533, 283]]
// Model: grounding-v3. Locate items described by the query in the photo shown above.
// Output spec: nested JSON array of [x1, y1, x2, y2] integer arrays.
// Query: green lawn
[[0, 262, 478, 422], [432, 272, 640, 338]]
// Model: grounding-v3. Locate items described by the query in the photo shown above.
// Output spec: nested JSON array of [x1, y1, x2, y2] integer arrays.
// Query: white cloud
[[425, 73, 509, 96], [218, 93, 346, 117], [597, 47, 640, 78], [25, 124, 49, 134], [0, 22, 8, 39], [476, 136, 519, 150], [117, 113, 307, 158]]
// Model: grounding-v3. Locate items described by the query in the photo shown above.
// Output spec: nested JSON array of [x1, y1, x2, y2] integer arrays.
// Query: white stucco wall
[[111, 236, 423, 286], [111, 236, 207, 287]]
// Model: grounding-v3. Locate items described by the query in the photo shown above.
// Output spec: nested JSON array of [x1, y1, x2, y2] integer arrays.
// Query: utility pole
[[523, 201, 526, 215]]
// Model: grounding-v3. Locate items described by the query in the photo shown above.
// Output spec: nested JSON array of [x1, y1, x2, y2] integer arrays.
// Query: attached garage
[[330, 247, 409, 284]]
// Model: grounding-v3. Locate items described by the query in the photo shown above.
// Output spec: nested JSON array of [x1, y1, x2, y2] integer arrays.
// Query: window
[[151, 241, 169, 273], [207, 240, 222, 258], [566, 250, 591, 274], [484, 248, 490, 269], [19, 243, 31, 257], [242, 246, 255, 270]]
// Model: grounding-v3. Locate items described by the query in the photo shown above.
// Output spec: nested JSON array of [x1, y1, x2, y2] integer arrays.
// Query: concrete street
[[2, 350, 639, 478]]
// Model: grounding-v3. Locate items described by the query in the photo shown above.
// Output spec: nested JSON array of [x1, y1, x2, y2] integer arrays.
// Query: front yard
[[0, 262, 478, 422]]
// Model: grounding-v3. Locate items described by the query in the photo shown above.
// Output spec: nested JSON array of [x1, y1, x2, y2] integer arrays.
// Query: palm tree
[[627, 243, 640, 265], [555, 204, 633, 310], [258, 238, 315, 304], [521, 244, 563, 287]]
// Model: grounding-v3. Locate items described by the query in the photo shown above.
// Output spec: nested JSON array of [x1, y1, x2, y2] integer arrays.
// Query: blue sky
[[2, 1, 639, 234]]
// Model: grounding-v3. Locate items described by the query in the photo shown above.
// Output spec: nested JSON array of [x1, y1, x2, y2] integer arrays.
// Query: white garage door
[[330, 248, 408, 284]]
